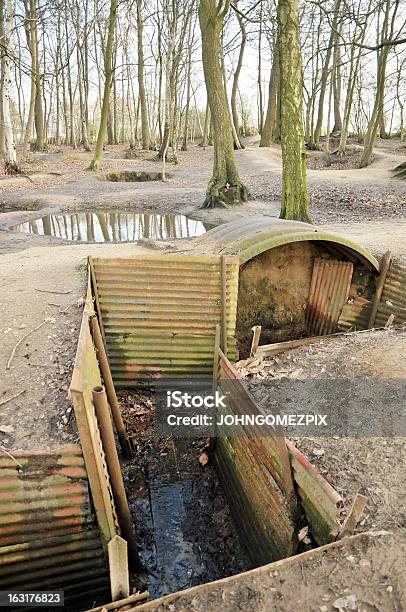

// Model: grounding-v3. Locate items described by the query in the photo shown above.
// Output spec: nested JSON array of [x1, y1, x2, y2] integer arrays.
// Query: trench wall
[[215, 350, 342, 563], [0, 447, 110, 608], [89, 254, 239, 385]]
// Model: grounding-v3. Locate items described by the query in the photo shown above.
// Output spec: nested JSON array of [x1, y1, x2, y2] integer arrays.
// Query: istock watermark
[[154, 378, 406, 439]]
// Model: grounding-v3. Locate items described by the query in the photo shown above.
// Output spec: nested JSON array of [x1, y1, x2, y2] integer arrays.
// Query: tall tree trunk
[[199, 0, 249, 208], [200, 103, 210, 147], [88, 0, 117, 170], [181, 50, 193, 151], [230, 0, 246, 144], [260, 35, 279, 147], [359, 46, 390, 167], [23, 0, 43, 153], [0, 0, 5, 157], [1, 0, 19, 173], [313, 0, 341, 148], [332, 40, 342, 132], [278, 0, 310, 222], [257, 0, 264, 134], [30, 0, 44, 151], [136, 0, 151, 150], [360, 0, 397, 167]]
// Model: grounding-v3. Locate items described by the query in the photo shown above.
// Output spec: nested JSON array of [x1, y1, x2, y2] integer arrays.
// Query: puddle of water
[[9, 211, 208, 242]]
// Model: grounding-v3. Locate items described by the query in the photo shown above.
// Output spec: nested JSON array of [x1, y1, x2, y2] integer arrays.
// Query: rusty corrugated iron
[[337, 296, 372, 331], [307, 259, 354, 335], [286, 440, 341, 545], [0, 446, 109, 607], [90, 255, 239, 385], [374, 261, 406, 327], [215, 351, 298, 564]]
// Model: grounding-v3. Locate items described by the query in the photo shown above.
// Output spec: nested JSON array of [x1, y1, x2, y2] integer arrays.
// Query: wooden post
[[338, 494, 368, 538], [212, 324, 221, 393], [108, 535, 130, 601], [368, 250, 392, 329], [250, 325, 262, 356], [92, 386, 142, 570], [91, 315, 133, 458], [220, 255, 228, 357], [88, 257, 106, 343], [70, 388, 117, 549]]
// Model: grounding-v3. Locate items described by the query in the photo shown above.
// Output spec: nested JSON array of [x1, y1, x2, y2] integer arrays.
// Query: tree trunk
[[0, 0, 5, 157], [359, 47, 390, 167], [1, 0, 19, 173], [136, 0, 151, 150], [332, 41, 342, 133], [199, 0, 250, 208], [200, 103, 210, 147], [260, 35, 279, 147], [313, 0, 341, 148], [88, 0, 117, 170], [360, 0, 398, 167], [277, 0, 310, 222], [230, 0, 246, 144], [257, 1, 264, 134]]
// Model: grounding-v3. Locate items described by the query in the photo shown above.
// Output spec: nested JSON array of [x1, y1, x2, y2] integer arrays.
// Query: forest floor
[[0, 138, 405, 610]]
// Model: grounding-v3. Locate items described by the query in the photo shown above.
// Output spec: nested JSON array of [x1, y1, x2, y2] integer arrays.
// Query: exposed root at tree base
[[4, 162, 21, 176], [201, 179, 251, 209]]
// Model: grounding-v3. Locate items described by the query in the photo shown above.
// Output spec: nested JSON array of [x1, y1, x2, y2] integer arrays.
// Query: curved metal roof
[[196, 217, 380, 271]]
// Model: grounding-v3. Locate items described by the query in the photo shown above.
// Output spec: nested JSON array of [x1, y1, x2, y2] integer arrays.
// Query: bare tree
[[1, 0, 19, 172], [278, 0, 310, 222], [199, 0, 250, 208]]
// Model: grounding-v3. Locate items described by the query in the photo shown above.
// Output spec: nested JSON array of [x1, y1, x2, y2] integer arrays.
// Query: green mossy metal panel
[[91, 255, 239, 385], [194, 217, 379, 271]]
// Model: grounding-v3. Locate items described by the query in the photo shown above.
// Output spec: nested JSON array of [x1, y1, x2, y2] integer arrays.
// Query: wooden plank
[[88, 257, 107, 345], [92, 388, 141, 570], [339, 494, 368, 538], [220, 255, 228, 357], [250, 325, 262, 356], [212, 324, 221, 392], [368, 250, 392, 328], [70, 389, 117, 548], [108, 536, 129, 601]]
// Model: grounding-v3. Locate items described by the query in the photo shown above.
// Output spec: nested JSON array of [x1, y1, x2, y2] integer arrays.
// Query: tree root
[[4, 161, 20, 175], [201, 177, 251, 209]]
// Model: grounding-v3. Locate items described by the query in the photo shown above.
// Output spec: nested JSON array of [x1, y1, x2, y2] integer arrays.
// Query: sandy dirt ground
[[0, 241, 154, 451], [0, 141, 405, 610], [245, 329, 406, 535], [131, 531, 406, 612]]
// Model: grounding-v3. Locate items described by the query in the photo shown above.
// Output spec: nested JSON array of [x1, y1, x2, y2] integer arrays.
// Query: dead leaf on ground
[[199, 451, 209, 466]]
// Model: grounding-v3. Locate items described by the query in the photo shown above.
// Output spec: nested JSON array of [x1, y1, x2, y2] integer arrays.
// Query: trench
[[100, 171, 173, 182], [119, 389, 252, 599]]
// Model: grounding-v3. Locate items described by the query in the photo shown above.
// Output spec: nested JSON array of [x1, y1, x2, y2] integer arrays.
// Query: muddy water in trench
[[120, 390, 251, 599]]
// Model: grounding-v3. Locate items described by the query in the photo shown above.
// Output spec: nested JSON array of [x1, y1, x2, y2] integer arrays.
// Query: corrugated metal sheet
[[286, 441, 341, 545], [215, 352, 342, 554], [193, 217, 379, 270], [337, 296, 372, 331], [374, 260, 406, 327], [307, 259, 354, 335], [215, 351, 298, 564], [0, 446, 109, 607], [90, 255, 239, 386]]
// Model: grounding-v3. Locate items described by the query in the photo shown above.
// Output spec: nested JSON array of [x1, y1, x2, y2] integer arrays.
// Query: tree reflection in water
[[10, 212, 208, 242]]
